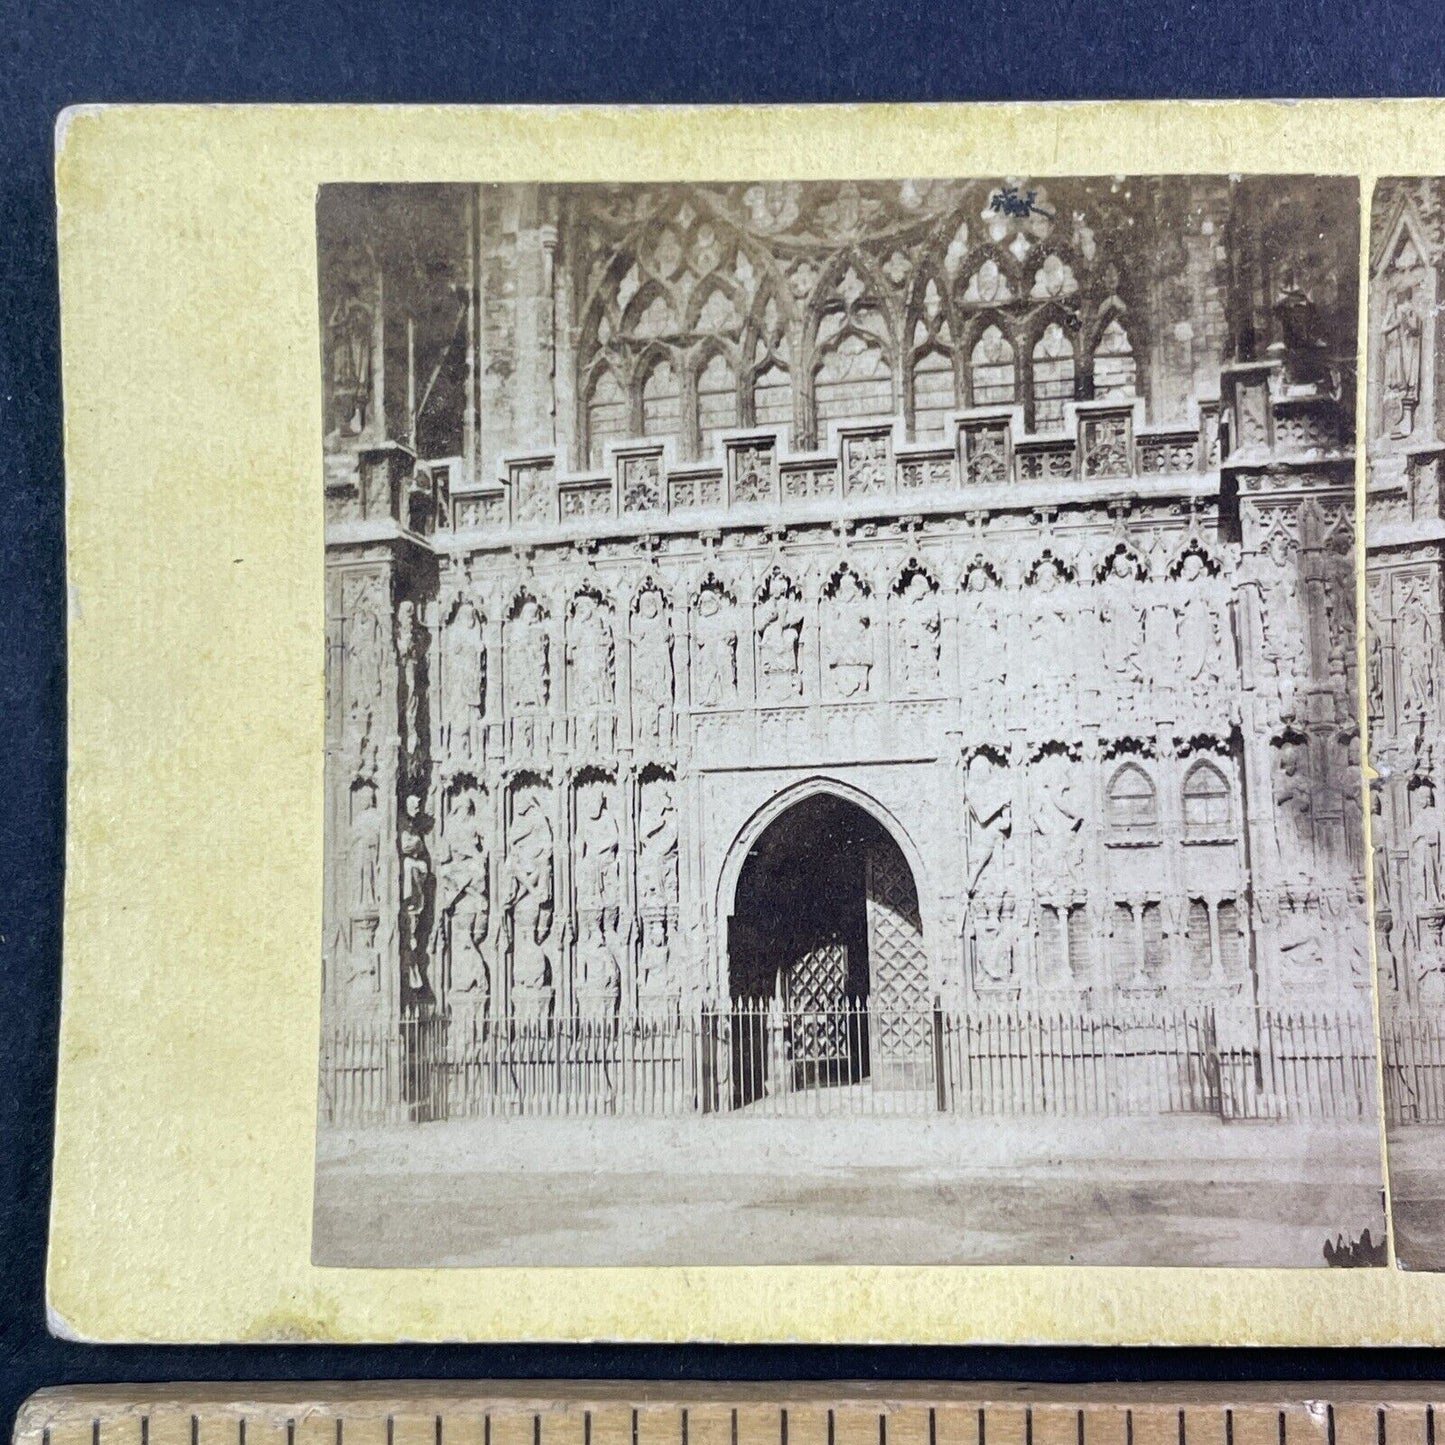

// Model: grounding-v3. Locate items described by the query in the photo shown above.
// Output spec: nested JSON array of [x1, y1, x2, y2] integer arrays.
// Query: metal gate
[[865, 846, 932, 1088]]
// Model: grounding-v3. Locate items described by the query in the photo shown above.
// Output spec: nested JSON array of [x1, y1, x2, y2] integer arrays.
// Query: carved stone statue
[[631, 588, 674, 742], [433, 785, 490, 1011], [957, 569, 1002, 729], [756, 575, 804, 701], [510, 598, 551, 711], [1271, 736, 1314, 877], [824, 571, 873, 699], [693, 586, 737, 706], [1030, 750, 1085, 894], [639, 780, 679, 906], [964, 751, 1011, 897], [575, 782, 622, 915], [506, 787, 555, 997], [1256, 532, 1302, 720], [1383, 282, 1423, 439], [896, 571, 942, 695], [1028, 565, 1076, 714], [568, 592, 614, 709], [442, 599, 486, 765], [1100, 552, 1143, 704], [1410, 779, 1442, 912], [396, 601, 426, 762], [349, 778, 381, 911], [1177, 553, 1221, 690], [638, 910, 673, 996], [399, 794, 432, 997], [345, 577, 387, 743], [575, 907, 621, 1003], [1398, 589, 1438, 720], [972, 896, 1018, 986]]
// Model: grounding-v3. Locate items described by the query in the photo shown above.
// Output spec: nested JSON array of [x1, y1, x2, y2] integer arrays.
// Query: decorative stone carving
[[574, 778, 622, 918], [348, 777, 381, 912], [1382, 282, 1423, 439], [399, 793, 433, 1001], [1030, 748, 1086, 895], [508, 595, 551, 711], [692, 581, 738, 707], [895, 567, 942, 696], [567, 591, 615, 710], [441, 598, 486, 767], [755, 570, 805, 702], [823, 568, 874, 699], [638, 777, 680, 907], [964, 750, 1011, 898], [630, 585, 675, 745], [505, 784, 555, 1008], [433, 781, 491, 1015]]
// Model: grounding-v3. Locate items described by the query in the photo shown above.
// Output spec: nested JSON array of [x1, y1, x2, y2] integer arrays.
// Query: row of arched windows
[[1105, 759, 1233, 840], [583, 314, 1138, 468]]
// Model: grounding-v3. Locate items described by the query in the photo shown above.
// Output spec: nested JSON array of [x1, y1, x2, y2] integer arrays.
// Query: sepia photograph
[[1367, 176, 1445, 1270], [313, 174, 1382, 1268]]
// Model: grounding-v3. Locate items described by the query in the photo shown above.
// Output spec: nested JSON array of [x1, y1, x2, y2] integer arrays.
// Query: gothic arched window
[[1093, 316, 1138, 399], [697, 352, 737, 456], [970, 324, 1016, 406], [641, 356, 680, 439], [1182, 760, 1232, 837], [814, 331, 892, 434], [753, 359, 792, 430], [1031, 321, 1075, 431], [1106, 762, 1158, 836], [586, 368, 627, 469], [911, 348, 956, 441]]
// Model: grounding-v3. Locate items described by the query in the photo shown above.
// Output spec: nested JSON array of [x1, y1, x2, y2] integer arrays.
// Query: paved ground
[[1386, 1124, 1445, 1269], [313, 1112, 1386, 1267]]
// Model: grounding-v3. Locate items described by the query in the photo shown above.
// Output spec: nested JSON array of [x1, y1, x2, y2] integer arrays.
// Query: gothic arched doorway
[[726, 791, 930, 1106]]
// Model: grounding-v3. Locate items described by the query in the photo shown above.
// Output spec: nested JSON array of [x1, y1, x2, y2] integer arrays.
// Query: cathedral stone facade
[[321, 177, 1368, 1062], [1368, 178, 1445, 1021]]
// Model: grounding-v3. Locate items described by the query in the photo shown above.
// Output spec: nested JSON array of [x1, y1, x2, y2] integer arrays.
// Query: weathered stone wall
[[320, 177, 1368, 1033]]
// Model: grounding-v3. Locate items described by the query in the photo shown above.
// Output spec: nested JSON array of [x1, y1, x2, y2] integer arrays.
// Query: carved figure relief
[[397, 601, 427, 763], [823, 569, 874, 699], [1382, 282, 1423, 438], [567, 591, 615, 710], [1176, 552, 1222, 690], [895, 569, 942, 696], [1031, 749, 1086, 894], [1255, 529, 1303, 721], [1100, 550, 1144, 706], [631, 586, 674, 743], [433, 782, 491, 1010], [399, 793, 433, 998], [1027, 562, 1076, 714], [1397, 582, 1438, 721], [441, 598, 486, 766], [692, 583, 738, 707], [639, 778, 680, 907], [505, 786, 555, 1000], [349, 778, 381, 912], [509, 596, 551, 712], [964, 751, 1011, 898], [344, 576, 387, 759], [1271, 735, 1314, 878], [575, 779, 622, 916], [755, 571, 805, 702], [1410, 778, 1443, 914]]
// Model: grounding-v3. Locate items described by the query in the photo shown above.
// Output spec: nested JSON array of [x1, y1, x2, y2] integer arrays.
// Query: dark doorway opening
[[726, 792, 924, 1107]]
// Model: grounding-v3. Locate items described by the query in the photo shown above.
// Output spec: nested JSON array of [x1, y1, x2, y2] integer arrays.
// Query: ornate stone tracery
[[322, 175, 1368, 1043]]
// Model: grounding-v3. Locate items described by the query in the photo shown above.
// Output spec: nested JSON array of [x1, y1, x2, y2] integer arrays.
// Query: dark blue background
[[4, 0, 1445, 1423]]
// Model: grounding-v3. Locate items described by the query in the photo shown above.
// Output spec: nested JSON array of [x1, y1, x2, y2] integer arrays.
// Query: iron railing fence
[[318, 1001, 1379, 1127], [1381, 1014, 1445, 1125]]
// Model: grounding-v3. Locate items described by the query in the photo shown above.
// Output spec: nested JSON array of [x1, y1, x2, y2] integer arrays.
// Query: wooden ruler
[[14, 1385, 1445, 1445]]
